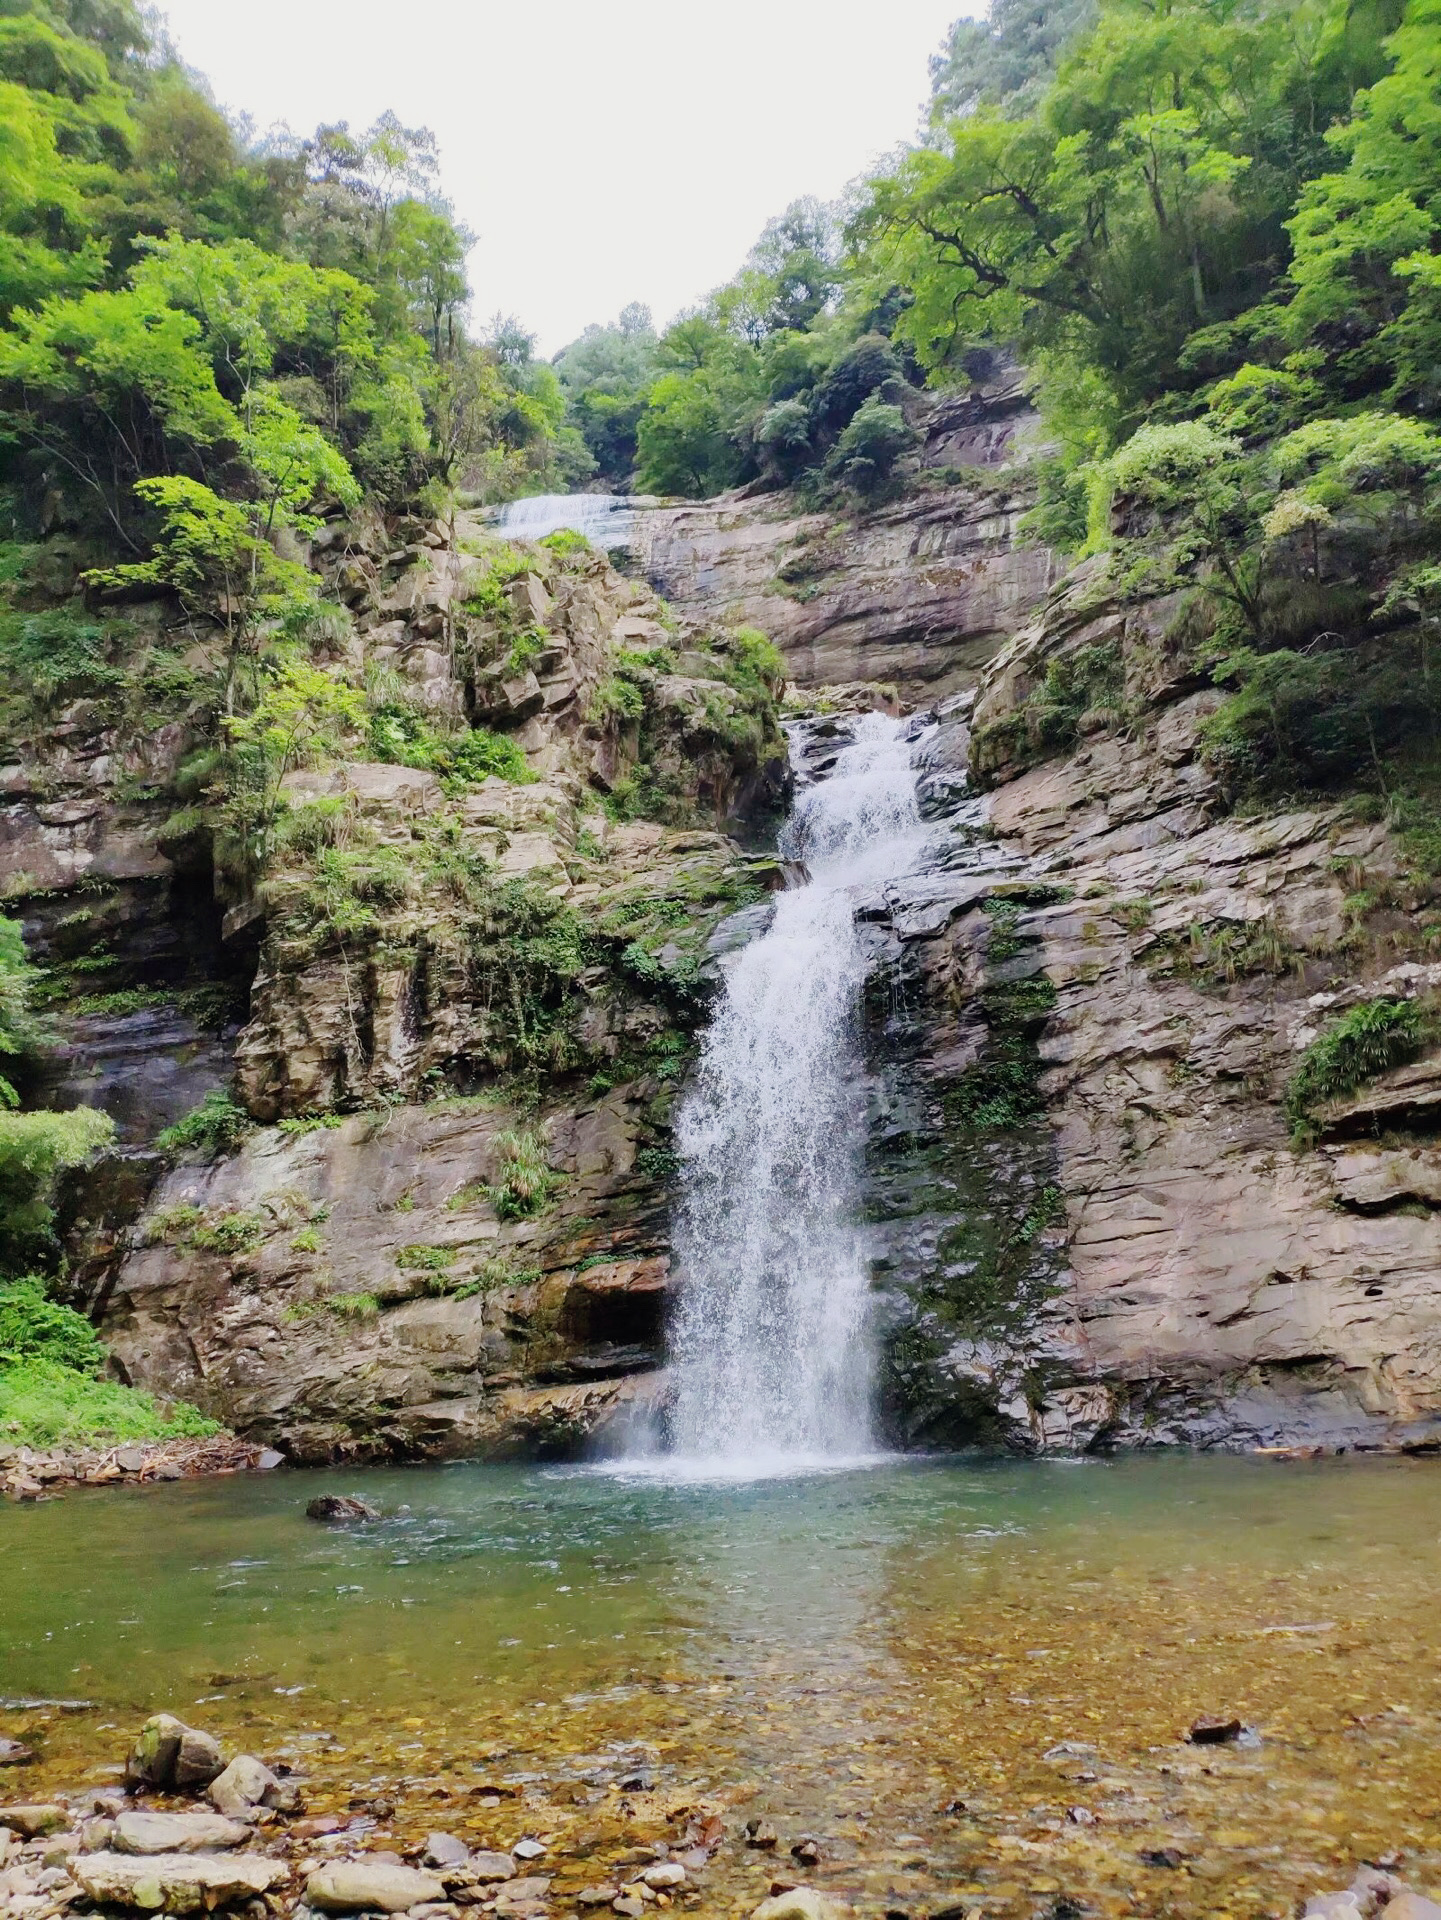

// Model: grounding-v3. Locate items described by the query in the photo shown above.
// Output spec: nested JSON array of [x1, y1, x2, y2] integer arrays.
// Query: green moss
[[539, 529, 590, 559], [189, 1210, 266, 1255], [327, 1291, 380, 1320], [589, 674, 646, 723], [276, 1112, 345, 1137]]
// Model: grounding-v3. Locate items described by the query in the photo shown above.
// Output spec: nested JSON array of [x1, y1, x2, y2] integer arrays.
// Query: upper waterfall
[[495, 493, 636, 548], [658, 712, 933, 1475]]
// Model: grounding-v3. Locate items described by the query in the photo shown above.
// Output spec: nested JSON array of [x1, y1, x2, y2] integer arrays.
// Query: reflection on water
[[5, 1455, 1441, 1916]]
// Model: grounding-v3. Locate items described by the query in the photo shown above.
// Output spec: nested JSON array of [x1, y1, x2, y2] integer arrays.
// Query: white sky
[[154, 0, 972, 356]]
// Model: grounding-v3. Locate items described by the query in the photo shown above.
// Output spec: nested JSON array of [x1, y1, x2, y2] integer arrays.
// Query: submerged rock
[[1187, 1715, 1243, 1744], [423, 1832, 470, 1869], [751, 1892, 849, 1920], [0, 1738, 35, 1767], [305, 1495, 379, 1523], [466, 1850, 517, 1883]]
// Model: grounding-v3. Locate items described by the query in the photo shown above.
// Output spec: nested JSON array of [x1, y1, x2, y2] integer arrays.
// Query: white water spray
[[659, 713, 932, 1473]]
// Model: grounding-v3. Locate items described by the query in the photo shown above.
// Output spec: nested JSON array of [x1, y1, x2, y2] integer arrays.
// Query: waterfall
[[659, 712, 932, 1473], [495, 493, 634, 548]]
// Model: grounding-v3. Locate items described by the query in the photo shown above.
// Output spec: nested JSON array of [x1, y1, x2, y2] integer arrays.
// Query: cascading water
[[657, 712, 933, 1473], [495, 493, 634, 548]]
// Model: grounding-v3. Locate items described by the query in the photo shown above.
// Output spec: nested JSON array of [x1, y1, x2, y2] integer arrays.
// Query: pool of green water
[[4, 1453, 1441, 1917]]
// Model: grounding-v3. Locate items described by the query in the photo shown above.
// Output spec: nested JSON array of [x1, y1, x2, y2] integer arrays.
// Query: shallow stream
[[5, 1454, 1441, 1915]]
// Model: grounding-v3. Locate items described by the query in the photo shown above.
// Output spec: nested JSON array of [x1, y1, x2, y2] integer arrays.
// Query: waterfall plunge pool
[[5, 1452, 1441, 1917]]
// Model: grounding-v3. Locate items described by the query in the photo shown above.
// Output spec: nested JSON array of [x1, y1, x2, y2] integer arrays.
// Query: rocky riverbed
[[4, 1704, 1440, 1920]]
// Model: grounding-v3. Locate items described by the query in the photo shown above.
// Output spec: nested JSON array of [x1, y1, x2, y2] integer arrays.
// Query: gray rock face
[[306, 1861, 445, 1912], [638, 484, 1056, 700], [72, 1849, 287, 1912]]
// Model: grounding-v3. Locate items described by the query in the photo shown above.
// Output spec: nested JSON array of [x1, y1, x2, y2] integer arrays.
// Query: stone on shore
[[0, 1804, 69, 1837], [124, 1715, 224, 1791], [306, 1861, 445, 1912], [113, 1810, 250, 1855], [72, 1849, 287, 1912], [207, 1754, 293, 1819]]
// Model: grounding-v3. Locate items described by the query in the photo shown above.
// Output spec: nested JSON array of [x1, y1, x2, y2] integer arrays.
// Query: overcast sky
[[154, 0, 971, 356]]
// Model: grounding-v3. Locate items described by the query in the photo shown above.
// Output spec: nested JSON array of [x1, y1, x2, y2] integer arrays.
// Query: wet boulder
[[207, 1754, 298, 1819]]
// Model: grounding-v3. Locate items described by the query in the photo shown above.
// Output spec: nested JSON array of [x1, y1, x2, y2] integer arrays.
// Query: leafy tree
[[1285, 0, 1441, 410], [0, 915, 46, 1109], [0, 285, 238, 540], [929, 0, 1097, 121], [825, 395, 916, 494]]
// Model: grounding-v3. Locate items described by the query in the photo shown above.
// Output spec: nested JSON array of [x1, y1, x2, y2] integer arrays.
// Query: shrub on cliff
[[1285, 997, 1428, 1138]]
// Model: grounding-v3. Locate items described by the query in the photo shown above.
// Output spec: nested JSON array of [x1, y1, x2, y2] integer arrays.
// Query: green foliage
[[276, 1111, 344, 1137], [153, 1090, 255, 1159], [0, 1275, 104, 1373], [394, 1243, 454, 1270], [859, 0, 1413, 472], [1285, 996, 1427, 1132], [0, 1103, 113, 1275], [188, 1209, 265, 1255], [929, 0, 1097, 119], [824, 395, 916, 495], [366, 704, 536, 787], [589, 674, 646, 724], [0, 1358, 220, 1446], [326, 1291, 379, 1320], [0, 914, 47, 1107]]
